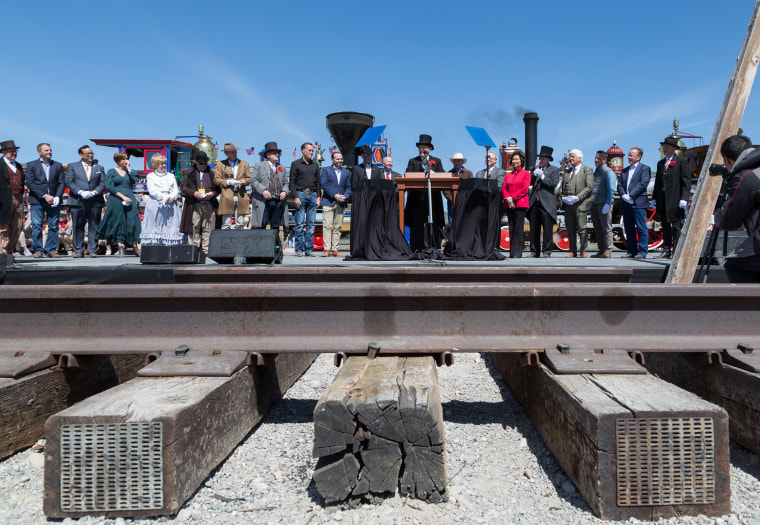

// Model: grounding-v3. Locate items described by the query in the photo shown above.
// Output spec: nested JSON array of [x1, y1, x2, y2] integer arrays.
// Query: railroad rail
[[1, 281, 759, 357]]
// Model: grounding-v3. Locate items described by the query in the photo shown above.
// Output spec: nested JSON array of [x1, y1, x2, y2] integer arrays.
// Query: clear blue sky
[[4, 1, 757, 172]]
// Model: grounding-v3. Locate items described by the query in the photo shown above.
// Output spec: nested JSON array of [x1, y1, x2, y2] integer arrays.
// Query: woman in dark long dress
[[96, 151, 141, 257]]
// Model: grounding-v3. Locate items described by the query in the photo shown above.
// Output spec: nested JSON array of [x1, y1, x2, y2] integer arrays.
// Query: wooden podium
[[395, 173, 460, 231]]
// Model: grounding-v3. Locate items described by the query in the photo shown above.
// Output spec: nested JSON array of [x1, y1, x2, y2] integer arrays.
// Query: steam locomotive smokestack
[[325, 112, 375, 168], [523, 112, 538, 168]]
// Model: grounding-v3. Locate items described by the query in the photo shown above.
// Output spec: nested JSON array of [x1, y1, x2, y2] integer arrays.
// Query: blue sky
[[4, 1, 757, 172]]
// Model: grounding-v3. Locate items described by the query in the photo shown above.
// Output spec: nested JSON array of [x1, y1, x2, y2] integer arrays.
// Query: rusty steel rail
[[1, 283, 759, 356]]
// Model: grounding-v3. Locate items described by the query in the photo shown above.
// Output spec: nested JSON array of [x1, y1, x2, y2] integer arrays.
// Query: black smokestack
[[326, 112, 375, 168], [523, 112, 539, 168]]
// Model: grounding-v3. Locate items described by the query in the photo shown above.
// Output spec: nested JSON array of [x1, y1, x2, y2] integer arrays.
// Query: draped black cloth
[[347, 179, 412, 260], [443, 178, 505, 260]]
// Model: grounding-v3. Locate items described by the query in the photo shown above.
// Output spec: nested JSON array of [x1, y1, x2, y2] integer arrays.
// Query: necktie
[[485, 169, 490, 180], [85, 164, 91, 181], [385, 172, 390, 180]]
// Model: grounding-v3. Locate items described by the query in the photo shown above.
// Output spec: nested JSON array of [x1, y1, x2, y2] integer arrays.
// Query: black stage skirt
[[443, 178, 505, 260], [347, 179, 412, 260]]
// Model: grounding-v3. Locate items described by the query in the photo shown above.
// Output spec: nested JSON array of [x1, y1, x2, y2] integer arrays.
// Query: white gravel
[[1, 353, 759, 525]]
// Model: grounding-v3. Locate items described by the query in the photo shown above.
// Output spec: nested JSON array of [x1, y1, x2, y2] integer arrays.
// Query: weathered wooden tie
[[43, 353, 316, 519], [0, 354, 145, 460], [313, 356, 446, 504], [643, 351, 760, 456], [492, 352, 730, 521]]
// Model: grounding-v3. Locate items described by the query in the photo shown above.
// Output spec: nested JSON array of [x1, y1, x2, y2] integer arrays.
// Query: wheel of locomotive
[[618, 207, 663, 250], [500, 226, 510, 251], [313, 226, 324, 251], [554, 228, 570, 251]]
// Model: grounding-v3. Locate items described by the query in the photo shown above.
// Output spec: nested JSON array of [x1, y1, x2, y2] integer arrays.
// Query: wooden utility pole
[[666, 1, 760, 283]]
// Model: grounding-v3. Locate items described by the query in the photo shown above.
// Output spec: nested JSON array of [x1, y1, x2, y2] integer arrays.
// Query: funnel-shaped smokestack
[[326, 111, 374, 168], [523, 112, 538, 168]]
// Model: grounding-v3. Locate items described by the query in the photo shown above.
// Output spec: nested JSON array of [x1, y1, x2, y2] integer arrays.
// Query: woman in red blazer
[[502, 150, 531, 258]]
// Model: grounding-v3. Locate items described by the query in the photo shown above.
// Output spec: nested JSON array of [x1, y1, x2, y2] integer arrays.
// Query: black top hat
[[195, 151, 209, 164], [0, 140, 19, 151], [356, 144, 372, 155], [537, 145, 554, 161], [264, 141, 282, 154], [416, 134, 434, 150], [660, 136, 680, 148]]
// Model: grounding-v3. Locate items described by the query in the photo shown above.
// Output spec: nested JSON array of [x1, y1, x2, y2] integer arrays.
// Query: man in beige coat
[[214, 142, 251, 229], [559, 149, 595, 257]]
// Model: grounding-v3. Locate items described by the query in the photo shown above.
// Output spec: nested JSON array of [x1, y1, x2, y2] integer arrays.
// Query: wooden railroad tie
[[313, 355, 447, 505]]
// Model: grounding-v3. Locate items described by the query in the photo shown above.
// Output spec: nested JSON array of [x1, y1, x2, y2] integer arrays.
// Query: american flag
[[245, 147, 255, 155], [328, 146, 337, 154], [292, 148, 297, 159], [214, 142, 218, 150]]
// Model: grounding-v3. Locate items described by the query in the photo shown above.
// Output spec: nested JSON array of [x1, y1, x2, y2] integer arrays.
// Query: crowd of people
[[0, 133, 756, 281]]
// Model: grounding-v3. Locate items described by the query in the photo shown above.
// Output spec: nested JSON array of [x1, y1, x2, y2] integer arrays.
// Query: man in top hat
[[251, 141, 289, 233], [351, 145, 382, 192], [214, 142, 251, 229], [290, 142, 322, 256], [405, 134, 445, 251], [180, 151, 219, 255], [0, 140, 25, 256], [527, 145, 561, 257], [64, 144, 107, 258], [26, 143, 66, 258], [653, 136, 692, 258], [444, 153, 473, 225], [320, 150, 351, 257]]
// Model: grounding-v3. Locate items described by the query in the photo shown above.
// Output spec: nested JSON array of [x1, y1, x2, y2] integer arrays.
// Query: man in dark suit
[[527, 146, 561, 257], [617, 147, 651, 259], [653, 136, 692, 258], [351, 145, 382, 192], [0, 140, 25, 255], [64, 144, 107, 258], [380, 156, 401, 183], [475, 150, 506, 190], [26, 143, 66, 257], [320, 151, 351, 257], [179, 152, 219, 255], [404, 134, 445, 251], [560, 149, 595, 257]]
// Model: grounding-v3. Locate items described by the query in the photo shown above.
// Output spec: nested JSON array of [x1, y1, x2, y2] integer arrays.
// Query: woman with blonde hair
[[140, 154, 183, 246]]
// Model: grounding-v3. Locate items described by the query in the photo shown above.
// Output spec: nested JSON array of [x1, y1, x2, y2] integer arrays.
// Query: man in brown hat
[[214, 142, 251, 229], [0, 140, 25, 255], [405, 134, 445, 251], [653, 136, 692, 258], [251, 142, 289, 233]]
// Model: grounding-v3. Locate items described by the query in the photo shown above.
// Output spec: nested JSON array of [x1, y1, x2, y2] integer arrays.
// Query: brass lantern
[[500, 138, 520, 172], [606, 141, 625, 175], [193, 123, 217, 163]]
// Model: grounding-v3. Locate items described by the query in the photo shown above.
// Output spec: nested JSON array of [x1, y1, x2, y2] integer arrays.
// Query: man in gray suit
[[475, 151, 506, 189], [527, 145, 561, 257], [64, 145, 106, 258], [250, 141, 289, 233], [559, 149, 595, 257]]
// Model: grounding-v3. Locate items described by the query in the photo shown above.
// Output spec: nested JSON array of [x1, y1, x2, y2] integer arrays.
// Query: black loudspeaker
[[140, 244, 202, 264], [207, 229, 282, 264]]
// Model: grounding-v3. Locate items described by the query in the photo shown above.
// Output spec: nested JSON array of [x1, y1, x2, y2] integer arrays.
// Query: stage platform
[[1, 248, 729, 285]]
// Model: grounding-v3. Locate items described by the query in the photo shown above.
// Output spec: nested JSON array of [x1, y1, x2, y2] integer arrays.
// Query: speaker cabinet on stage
[[207, 229, 282, 264], [140, 244, 202, 264]]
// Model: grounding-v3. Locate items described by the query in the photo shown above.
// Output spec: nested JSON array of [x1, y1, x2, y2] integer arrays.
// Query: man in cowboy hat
[[405, 134, 445, 251], [527, 145, 561, 257], [214, 142, 251, 229], [0, 140, 25, 256], [251, 141, 289, 236], [653, 136, 692, 258], [290, 142, 322, 256], [180, 151, 219, 255], [444, 153, 473, 226]]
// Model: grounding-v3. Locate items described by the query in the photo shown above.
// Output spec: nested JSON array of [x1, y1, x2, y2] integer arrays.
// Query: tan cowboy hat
[[222, 142, 240, 153], [449, 152, 467, 163]]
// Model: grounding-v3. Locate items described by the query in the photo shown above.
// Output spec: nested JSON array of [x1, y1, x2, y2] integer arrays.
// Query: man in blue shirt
[[590, 150, 617, 258]]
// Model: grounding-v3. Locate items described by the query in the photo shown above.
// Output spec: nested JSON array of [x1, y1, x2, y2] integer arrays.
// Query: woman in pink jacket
[[502, 150, 531, 258]]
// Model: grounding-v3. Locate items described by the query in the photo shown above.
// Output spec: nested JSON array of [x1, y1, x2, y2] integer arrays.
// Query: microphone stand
[[423, 154, 435, 249]]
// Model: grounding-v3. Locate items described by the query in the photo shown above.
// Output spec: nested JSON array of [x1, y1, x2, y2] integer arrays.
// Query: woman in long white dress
[[140, 154, 184, 246]]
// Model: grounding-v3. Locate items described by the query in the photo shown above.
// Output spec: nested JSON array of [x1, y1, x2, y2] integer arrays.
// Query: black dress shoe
[[541, 253, 551, 258], [656, 251, 672, 259]]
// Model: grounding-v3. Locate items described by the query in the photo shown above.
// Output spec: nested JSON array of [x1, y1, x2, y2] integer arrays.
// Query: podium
[[395, 173, 460, 231]]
